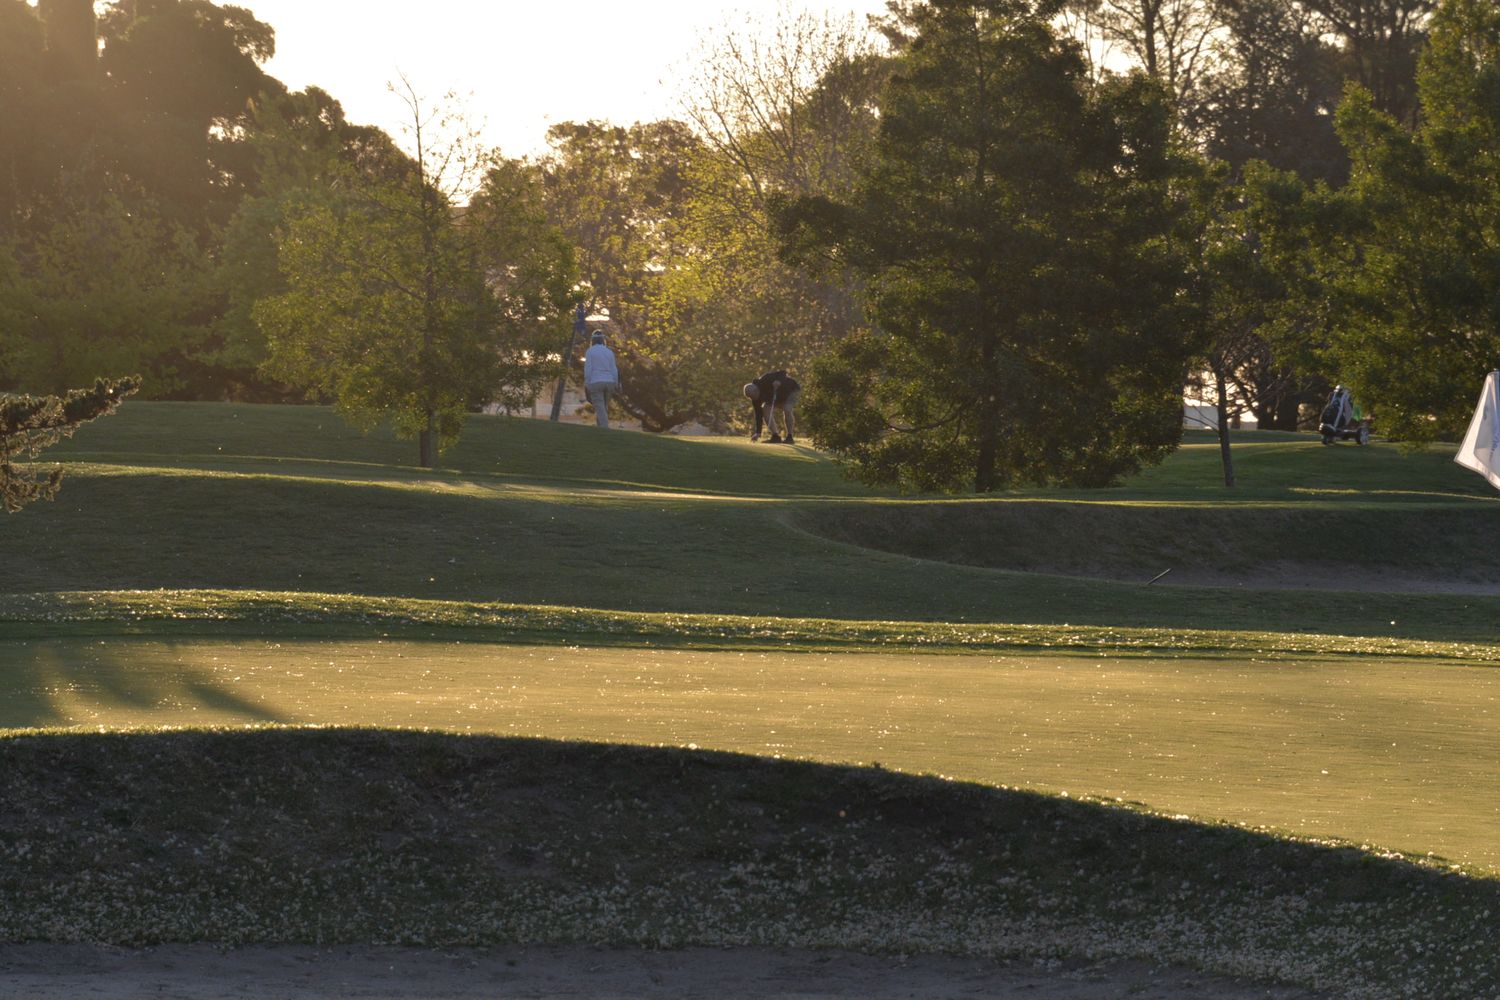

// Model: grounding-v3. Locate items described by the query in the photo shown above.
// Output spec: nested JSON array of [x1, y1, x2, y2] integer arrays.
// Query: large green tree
[[1, 0, 285, 400], [256, 85, 576, 467], [1250, 0, 1500, 442], [779, 0, 1194, 492], [0, 190, 214, 396], [214, 87, 413, 399], [98, 0, 282, 228]]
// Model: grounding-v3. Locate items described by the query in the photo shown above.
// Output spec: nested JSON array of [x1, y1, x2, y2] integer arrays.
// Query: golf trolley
[[1318, 386, 1371, 446]]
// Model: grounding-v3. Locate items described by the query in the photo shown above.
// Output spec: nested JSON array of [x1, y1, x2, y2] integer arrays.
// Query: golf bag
[[1318, 386, 1369, 445]]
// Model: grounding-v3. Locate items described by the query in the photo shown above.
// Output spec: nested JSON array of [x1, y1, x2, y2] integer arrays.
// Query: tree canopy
[[255, 87, 576, 466], [779, 0, 1195, 492], [1248, 0, 1500, 443]]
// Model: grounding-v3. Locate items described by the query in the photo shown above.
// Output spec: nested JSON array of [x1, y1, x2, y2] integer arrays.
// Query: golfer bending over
[[744, 370, 800, 444]]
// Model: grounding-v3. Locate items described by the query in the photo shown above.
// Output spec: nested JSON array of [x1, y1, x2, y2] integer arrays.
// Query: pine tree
[[1, 376, 139, 512]]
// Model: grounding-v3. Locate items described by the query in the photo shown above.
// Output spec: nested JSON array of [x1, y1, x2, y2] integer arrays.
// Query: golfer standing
[[583, 331, 620, 429]]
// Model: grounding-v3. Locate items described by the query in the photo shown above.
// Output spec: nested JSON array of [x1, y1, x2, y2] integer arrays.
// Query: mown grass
[[1, 730, 1495, 999], [44, 400, 872, 497], [7, 637, 1500, 871], [6, 403, 1499, 642], [796, 497, 1500, 583], [5, 401, 1500, 996]]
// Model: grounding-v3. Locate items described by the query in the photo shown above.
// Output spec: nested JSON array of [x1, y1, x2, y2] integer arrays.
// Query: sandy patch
[[0, 943, 1327, 999]]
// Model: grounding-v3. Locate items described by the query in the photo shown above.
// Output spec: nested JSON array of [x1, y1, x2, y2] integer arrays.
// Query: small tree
[[256, 81, 576, 466], [1, 376, 138, 512]]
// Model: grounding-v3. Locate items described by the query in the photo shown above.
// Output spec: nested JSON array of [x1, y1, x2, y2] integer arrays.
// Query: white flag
[[1455, 370, 1500, 491]]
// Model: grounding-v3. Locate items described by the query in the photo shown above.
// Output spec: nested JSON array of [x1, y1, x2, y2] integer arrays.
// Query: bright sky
[[236, 1, 893, 160]]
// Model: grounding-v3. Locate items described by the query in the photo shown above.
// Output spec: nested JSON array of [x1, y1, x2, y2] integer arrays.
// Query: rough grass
[[0, 730, 1494, 1000]]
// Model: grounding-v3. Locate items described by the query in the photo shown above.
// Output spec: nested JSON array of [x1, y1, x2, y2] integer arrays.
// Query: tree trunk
[[974, 437, 996, 493], [1142, 1, 1159, 79], [419, 408, 436, 468], [974, 398, 999, 493], [1254, 384, 1303, 430], [1214, 366, 1235, 488]]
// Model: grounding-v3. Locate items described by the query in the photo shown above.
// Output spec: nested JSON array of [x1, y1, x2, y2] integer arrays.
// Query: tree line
[[2, 0, 1496, 491]]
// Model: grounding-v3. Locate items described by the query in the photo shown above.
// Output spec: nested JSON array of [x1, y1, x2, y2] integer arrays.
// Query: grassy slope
[[2, 730, 1495, 998], [803, 431, 1500, 583], [4, 403, 1499, 643], [9, 639, 1500, 871]]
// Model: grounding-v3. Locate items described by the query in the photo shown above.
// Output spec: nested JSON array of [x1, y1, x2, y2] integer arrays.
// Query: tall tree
[[661, 5, 886, 429], [256, 84, 576, 467], [779, 0, 1194, 492], [97, 0, 282, 228], [1063, 0, 1222, 108], [0, 0, 108, 227], [38, 0, 98, 82], [1250, 0, 1500, 443], [1302, 0, 1434, 125], [537, 120, 704, 431], [1194, 0, 1348, 183], [214, 87, 413, 399]]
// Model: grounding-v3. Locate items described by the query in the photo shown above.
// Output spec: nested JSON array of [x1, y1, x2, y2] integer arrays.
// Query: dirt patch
[[0, 943, 1327, 999]]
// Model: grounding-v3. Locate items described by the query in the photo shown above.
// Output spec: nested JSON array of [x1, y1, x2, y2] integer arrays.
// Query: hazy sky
[[235, 1, 892, 159]]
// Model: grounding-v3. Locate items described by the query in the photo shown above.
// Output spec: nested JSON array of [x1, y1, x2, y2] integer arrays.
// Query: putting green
[[7, 637, 1499, 870]]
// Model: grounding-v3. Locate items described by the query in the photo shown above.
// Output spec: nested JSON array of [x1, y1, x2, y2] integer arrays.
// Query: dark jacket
[[750, 371, 799, 436]]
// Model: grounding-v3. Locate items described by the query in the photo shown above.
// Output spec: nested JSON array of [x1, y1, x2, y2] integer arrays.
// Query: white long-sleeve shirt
[[583, 343, 619, 387]]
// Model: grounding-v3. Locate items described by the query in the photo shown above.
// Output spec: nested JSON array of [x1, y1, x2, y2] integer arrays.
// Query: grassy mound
[[3, 588, 1496, 660], [796, 431, 1500, 587], [796, 498, 1500, 586], [1, 729, 1495, 999]]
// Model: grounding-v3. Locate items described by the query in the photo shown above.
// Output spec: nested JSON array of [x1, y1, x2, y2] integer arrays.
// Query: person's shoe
[[782, 436, 796, 445], [767, 435, 783, 443]]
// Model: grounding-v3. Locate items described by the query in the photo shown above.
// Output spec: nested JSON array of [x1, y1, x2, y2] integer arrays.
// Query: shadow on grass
[[0, 639, 285, 729], [0, 729, 1494, 997]]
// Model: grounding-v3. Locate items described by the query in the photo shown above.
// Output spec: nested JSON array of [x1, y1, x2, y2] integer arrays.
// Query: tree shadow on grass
[[0, 638, 285, 730], [0, 729, 1494, 996]]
